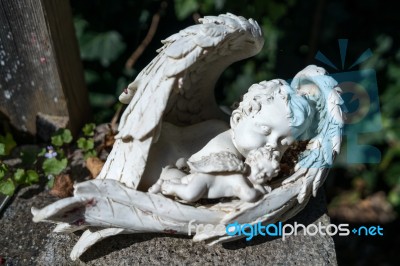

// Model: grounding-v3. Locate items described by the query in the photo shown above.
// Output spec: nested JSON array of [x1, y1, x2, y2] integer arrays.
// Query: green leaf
[[388, 186, 400, 207], [0, 133, 17, 155], [42, 158, 68, 176], [82, 123, 96, 137], [0, 163, 7, 178], [26, 170, 39, 184], [38, 148, 46, 157], [51, 135, 64, 147], [80, 31, 126, 67], [47, 175, 55, 189], [51, 129, 73, 146], [0, 178, 15, 196], [13, 169, 26, 184], [0, 143, 5, 156], [61, 129, 73, 144], [84, 150, 97, 160], [77, 138, 94, 151]]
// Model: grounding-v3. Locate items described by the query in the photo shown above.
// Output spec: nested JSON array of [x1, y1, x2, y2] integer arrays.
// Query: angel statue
[[32, 13, 344, 260]]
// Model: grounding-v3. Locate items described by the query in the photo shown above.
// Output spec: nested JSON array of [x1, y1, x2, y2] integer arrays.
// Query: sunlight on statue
[[148, 79, 310, 203], [31, 13, 345, 261]]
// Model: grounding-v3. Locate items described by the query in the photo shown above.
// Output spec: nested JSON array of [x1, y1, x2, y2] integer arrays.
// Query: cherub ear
[[230, 110, 242, 128]]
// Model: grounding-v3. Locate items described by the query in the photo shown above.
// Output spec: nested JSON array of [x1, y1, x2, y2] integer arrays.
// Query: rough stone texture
[[0, 187, 336, 266], [36, 112, 69, 141]]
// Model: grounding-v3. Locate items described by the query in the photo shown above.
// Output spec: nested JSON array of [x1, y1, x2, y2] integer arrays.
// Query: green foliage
[[83, 150, 97, 160], [77, 123, 98, 159], [0, 123, 100, 196], [0, 178, 15, 196], [0, 164, 7, 179], [77, 138, 94, 151], [26, 170, 39, 184], [47, 175, 55, 189], [82, 123, 96, 137], [13, 169, 25, 184], [0, 133, 16, 155], [80, 31, 126, 67], [51, 129, 73, 147], [42, 158, 68, 176], [12, 169, 39, 185]]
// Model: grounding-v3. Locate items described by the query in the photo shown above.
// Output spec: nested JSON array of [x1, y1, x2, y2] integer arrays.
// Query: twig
[[125, 2, 167, 70], [110, 104, 123, 133]]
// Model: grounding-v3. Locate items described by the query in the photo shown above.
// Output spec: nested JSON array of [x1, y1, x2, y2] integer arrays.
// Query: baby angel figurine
[[149, 78, 311, 202], [149, 146, 280, 202]]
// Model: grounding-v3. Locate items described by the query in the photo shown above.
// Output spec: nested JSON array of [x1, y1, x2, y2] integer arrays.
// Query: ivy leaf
[[0, 133, 17, 155], [26, 170, 39, 184], [42, 158, 68, 176], [51, 135, 63, 147], [80, 31, 126, 67], [0, 178, 15, 196], [13, 169, 26, 184], [82, 123, 96, 137], [77, 138, 94, 151], [51, 129, 73, 147], [83, 150, 97, 160], [61, 129, 73, 144]]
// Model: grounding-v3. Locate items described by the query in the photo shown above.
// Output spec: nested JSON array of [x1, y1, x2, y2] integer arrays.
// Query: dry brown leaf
[[104, 133, 115, 148], [50, 174, 74, 198], [86, 157, 105, 178]]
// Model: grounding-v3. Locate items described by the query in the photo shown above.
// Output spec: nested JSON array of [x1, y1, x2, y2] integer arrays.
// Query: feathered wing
[[97, 13, 264, 188], [187, 152, 247, 174], [285, 65, 344, 198], [193, 65, 345, 244]]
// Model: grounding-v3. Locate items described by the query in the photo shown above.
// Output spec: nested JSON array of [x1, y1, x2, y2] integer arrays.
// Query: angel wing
[[193, 65, 345, 244], [286, 64, 344, 199], [188, 152, 247, 174], [97, 13, 264, 188]]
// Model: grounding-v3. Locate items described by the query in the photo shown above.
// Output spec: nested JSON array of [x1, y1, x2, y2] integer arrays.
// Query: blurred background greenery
[[70, 0, 399, 263]]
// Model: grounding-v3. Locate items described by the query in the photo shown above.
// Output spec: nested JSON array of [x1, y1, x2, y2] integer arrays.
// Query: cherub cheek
[[240, 133, 265, 150]]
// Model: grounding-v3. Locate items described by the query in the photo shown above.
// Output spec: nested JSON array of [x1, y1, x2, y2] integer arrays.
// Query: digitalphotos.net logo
[[188, 220, 384, 241], [315, 39, 382, 164]]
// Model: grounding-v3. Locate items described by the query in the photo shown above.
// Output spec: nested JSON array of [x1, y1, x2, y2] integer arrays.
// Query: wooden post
[[0, 0, 91, 138]]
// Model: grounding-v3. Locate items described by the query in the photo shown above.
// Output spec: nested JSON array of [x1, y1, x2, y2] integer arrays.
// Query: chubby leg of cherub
[[161, 173, 212, 202]]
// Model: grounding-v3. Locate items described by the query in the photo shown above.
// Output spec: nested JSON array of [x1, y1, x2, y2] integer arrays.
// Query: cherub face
[[247, 151, 281, 185], [231, 92, 294, 158], [245, 146, 281, 185]]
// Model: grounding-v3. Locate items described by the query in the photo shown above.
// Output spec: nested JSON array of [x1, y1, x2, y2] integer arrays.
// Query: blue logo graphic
[[316, 39, 382, 163]]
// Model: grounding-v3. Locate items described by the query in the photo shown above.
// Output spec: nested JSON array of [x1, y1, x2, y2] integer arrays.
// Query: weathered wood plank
[[0, 0, 90, 137]]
